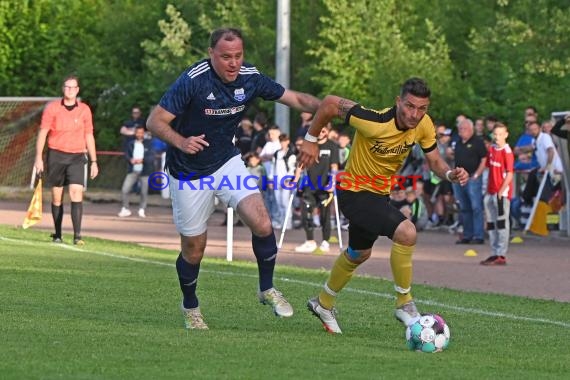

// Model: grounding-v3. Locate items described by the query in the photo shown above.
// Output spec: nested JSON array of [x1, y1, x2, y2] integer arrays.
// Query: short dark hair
[[63, 74, 79, 86], [400, 77, 431, 98], [209, 28, 243, 49]]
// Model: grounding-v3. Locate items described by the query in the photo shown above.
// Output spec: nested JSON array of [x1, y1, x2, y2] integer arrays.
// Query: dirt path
[[2, 199, 569, 302]]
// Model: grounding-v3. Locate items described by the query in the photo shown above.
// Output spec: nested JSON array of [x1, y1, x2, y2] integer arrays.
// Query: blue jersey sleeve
[[159, 69, 196, 116], [254, 73, 286, 101]]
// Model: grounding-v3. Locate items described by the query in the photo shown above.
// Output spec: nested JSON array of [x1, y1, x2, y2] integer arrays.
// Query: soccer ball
[[405, 313, 450, 353]]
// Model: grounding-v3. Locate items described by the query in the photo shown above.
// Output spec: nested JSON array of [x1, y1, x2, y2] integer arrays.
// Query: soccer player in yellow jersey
[[298, 78, 469, 333]]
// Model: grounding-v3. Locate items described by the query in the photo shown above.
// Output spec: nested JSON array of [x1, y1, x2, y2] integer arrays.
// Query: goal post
[[0, 97, 58, 189]]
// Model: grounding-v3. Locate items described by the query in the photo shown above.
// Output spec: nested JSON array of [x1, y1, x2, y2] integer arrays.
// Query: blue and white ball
[[405, 314, 450, 353]]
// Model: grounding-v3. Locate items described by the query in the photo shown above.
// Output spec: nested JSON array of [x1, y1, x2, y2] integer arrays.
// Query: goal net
[[0, 97, 57, 188]]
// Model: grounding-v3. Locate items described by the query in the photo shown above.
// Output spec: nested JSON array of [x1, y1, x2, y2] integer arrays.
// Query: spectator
[[295, 126, 339, 253], [405, 186, 429, 231], [474, 118, 485, 137], [481, 123, 514, 266], [296, 111, 313, 139], [269, 134, 296, 229], [337, 131, 351, 170], [514, 114, 540, 171], [251, 113, 268, 154], [119, 106, 146, 149], [118, 125, 154, 218], [235, 117, 254, 157], [484, 115, 498, 136], [259, 125, 282, 226], [33, 74, 98, 245], [452, 118, 487, 244]]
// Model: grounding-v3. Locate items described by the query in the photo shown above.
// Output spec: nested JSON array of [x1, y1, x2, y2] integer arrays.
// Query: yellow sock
[[318, 250, 359, 309], [390, 242, 415, 307]]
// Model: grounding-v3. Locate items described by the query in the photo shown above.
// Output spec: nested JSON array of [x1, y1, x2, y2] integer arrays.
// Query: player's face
[[209, 38, 244, 83], [396, 94, 430, 130]]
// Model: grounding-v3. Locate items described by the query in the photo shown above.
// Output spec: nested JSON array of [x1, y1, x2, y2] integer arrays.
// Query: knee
[[181, 237, 205, 264], [251, 218, 273, 237], [393, 220, 417, 246], [345, 247, 371, 264]]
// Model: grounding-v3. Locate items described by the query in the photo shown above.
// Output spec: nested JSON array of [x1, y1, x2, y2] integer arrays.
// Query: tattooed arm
[[297, 95, 357, 168], [305, 95, 357, 138]]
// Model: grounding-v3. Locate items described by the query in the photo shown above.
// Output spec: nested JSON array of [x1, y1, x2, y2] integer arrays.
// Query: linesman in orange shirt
[[34, 75, 98, 245]]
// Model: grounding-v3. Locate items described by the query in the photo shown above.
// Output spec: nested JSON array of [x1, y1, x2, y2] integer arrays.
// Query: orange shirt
[[40, 99, 94, 153]]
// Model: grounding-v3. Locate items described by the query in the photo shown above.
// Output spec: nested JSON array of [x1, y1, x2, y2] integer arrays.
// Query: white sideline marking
[[2, 235, 570, 329]]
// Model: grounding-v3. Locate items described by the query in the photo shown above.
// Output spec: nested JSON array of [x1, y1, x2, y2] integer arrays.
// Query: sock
[[71, 202, 83, 239], [318, 250, 359, 310], [252, 232, 277, 292], [176, 253, 200, 309], [390, 242, 415, 307], [51, 203, 63, 237]]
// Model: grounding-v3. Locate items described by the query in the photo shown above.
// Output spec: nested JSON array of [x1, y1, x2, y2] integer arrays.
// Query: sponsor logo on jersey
[[234, 88, 245, 101], [369, 141, 415, 155], [204, 105, 245, 116], [207, 92, 216, 100]]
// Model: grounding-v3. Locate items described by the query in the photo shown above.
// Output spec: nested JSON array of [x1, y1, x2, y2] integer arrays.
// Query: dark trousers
[[300, 189, 331, 241]]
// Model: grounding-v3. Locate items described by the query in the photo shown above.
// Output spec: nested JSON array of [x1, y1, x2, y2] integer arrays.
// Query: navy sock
[[252, 231, 277, 292], [51, 203, 63, 238], [71, 202, 82, 239], [176, 253, 200, 309]]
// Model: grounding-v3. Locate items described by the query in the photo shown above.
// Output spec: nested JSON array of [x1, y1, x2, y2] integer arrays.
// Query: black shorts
[[337, 189, 407, 250], [46, 149, 87, 187], [424, 180, 452, 196]]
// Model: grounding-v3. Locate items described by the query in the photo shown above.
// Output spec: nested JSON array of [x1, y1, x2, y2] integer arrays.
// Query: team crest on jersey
[[234, 88, 245, 101]]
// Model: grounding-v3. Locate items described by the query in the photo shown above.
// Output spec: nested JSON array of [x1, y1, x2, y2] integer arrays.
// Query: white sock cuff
[[394, 285, 411, 294], [323, 283, 337, 297]]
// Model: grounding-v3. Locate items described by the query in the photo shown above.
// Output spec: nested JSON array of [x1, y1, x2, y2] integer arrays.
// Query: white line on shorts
[[2, 235, 569, 329]]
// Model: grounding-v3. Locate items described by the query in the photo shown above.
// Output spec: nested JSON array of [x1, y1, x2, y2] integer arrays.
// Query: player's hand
[[297, 140, 319, 168], [90, 162, 99, 179], [181, 134, 209, 154], [34, 159, 44, 174], [451, 167, 469, 186]]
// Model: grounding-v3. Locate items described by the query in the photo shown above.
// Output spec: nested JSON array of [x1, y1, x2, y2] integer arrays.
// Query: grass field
[[1, 225, 569, 380]]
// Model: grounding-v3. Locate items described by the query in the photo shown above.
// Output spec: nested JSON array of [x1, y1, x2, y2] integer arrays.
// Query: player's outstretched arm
[[297, 95, 356, 169], [277, 89, 321, 114], [424, 149, 469, 186]]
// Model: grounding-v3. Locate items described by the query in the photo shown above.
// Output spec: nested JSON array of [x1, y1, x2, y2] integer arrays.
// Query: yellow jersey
[[339, 105, 437, 195]]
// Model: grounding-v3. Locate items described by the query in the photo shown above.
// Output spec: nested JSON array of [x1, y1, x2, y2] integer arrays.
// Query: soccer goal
[[0, 97, 58, 189]]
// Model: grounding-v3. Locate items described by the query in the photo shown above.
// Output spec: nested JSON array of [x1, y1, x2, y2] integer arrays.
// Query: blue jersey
[[159, 58, 285, 179]]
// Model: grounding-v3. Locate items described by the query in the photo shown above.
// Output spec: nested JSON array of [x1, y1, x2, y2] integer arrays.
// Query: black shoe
[[50, 233, 63, 243], [455, 238, 471, 244], [470, 239, 485, 245]]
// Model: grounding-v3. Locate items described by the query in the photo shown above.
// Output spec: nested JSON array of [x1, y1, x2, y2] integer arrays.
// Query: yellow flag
[[23, 179, 42, 229], [529, 201, 550, 237]]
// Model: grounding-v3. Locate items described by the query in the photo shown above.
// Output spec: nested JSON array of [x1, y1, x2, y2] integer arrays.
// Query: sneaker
[[319, 240, 330, 252], [395, 301, 420, 326], [294, 240, 317, 253], [470, 238, 485, 245], [50, 233, 63, 243], [258, 287, 294, 317], [455, 238, 471, 244], [73, 237, 85, 246], [138, 208, 146, 218], [118, 207, 131, 217], [307, 297, 342, 334], [180, 303, 209, 330], [481, 255, 506, 266]]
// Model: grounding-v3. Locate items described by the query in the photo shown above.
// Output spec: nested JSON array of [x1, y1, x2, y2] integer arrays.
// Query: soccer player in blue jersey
[[146, 27, 320, 329]]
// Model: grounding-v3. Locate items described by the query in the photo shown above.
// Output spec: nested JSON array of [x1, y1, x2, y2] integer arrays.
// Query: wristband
[[304, 132, 318, 143], [445, 170, 453, 182]]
